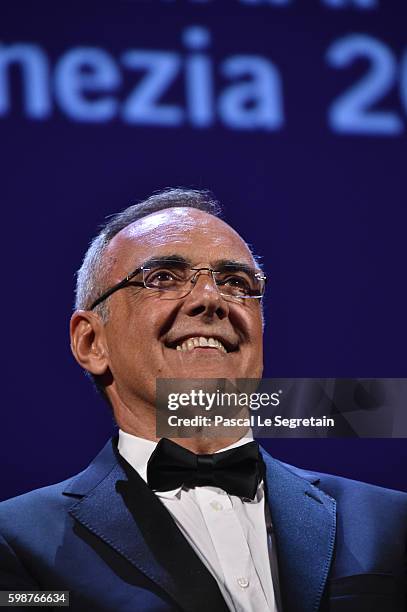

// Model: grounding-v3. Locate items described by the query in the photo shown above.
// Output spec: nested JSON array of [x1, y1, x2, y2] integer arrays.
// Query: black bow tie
[[146, 439, 265, 500]]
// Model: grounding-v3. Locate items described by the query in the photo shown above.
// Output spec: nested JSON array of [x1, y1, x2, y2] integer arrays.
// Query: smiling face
[[71, 207, 264, 439]]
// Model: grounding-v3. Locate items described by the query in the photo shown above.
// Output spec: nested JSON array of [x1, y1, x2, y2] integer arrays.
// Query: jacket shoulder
[[0, 475, 83, 534], [0, 475, 79, 507], [0, 437, 118, 540], [270, 454, 407, 514]]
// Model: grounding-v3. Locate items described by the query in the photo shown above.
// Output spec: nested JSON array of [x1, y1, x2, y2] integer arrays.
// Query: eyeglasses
[[89, 258, 266, 310]]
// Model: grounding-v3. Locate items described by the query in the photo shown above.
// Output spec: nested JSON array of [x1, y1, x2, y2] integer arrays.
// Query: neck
[[109, 387, 251, 454]]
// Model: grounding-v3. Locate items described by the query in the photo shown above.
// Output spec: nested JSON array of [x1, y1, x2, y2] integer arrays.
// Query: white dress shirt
[[118, 430, 279, 612]]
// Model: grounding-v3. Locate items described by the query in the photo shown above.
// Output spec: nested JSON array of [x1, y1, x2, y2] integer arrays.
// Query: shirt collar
[[118, 429, 255, 499]]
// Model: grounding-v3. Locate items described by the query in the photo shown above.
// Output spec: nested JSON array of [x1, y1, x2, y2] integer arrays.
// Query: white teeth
[[175, 336, 227, 353]]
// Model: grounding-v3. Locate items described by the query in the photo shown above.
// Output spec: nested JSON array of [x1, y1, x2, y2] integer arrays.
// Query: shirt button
[[209, 500, 223, 511], [237, 577, 250, 589]]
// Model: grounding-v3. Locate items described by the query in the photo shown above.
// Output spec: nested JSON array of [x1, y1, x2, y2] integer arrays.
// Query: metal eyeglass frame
[[89, 262, 267, 310]]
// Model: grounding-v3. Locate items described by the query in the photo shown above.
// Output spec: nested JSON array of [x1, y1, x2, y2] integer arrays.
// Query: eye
[[225, 275, 246, 286], [150, 270, 176, 282], [221, 275, 251, 292], [145, 267, 186, 287]]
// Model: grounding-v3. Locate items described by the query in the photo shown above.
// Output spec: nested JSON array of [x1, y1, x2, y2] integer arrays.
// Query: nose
[[182, 269, 229, 320]]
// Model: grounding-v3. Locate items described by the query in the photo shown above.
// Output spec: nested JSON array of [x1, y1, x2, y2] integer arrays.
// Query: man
[[0, 188, 406, 611]]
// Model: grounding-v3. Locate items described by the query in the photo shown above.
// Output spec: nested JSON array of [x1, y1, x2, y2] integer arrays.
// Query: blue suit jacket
[[0, 437, 406, 611]]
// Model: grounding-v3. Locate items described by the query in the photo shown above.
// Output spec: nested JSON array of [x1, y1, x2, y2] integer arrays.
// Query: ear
[[70, 310, 109, 376]]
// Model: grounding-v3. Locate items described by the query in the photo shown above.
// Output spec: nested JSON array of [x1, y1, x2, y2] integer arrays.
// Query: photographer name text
[[167, 415, 335, 429]]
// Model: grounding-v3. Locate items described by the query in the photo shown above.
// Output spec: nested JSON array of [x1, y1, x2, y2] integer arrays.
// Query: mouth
[[165, 335, 238, 354]]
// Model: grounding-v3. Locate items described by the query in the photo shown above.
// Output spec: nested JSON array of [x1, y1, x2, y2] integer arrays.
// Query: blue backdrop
[[2, 0, 407, 501]]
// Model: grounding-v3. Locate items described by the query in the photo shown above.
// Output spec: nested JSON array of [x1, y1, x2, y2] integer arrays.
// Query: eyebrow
[[210, 259, 258, 275], [139, 255, 258, 274], [140, 254, 192, 269]]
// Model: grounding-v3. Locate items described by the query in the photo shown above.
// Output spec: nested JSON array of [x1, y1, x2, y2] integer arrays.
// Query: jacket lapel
[[64, 438, 229, 612], [63, 438, 336, 612], [261, 449, 336, 612]]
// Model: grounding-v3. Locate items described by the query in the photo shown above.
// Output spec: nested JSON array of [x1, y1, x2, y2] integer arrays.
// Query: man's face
[[101, 208, 264, 408]]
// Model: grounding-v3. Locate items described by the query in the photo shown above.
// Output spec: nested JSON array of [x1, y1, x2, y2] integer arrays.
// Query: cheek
[[118, 299, 170, 357], [236, 304, 263, 341], [106, 315, 161, 390], [246, 313, 264, 361]]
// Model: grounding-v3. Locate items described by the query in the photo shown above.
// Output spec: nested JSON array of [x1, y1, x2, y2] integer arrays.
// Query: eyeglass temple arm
[[89, 267, 144, 310]]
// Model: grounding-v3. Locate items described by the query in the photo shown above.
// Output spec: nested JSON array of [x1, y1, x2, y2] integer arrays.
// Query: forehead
[[107, 207, 255, 272]]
